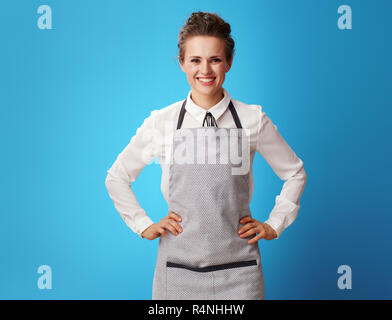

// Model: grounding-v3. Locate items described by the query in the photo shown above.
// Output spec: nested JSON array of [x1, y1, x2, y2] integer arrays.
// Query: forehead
[[184, 36, 225, 58]]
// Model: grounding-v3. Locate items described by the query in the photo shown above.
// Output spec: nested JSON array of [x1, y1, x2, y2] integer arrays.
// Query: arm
[[105, 110, 159, 238], [256, 107, 307, 239]]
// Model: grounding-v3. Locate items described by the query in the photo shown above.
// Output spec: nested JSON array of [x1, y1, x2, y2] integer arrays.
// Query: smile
[[197, 77, 216, 86]]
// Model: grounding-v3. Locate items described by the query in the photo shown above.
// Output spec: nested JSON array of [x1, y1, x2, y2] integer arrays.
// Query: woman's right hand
[[141, 211, 183, 240]]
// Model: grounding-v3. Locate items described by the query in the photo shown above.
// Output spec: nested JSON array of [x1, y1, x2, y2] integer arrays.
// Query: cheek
[[215, 65, 226, 76], [186, 68, 198, 81], [183, 64, 195, 76], [187, 72, 195, 83], [215, 66, 227, 81]]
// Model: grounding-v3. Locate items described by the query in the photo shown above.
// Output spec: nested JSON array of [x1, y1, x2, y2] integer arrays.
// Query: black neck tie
[[203, 112, 217, 127]]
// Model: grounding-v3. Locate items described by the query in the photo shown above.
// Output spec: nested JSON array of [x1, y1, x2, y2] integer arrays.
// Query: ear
[[226, 56, 233, 73], [178, 56, 186, 73]]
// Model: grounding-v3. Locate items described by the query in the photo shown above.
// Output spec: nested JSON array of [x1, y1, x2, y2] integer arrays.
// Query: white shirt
[[105, 88, 307, 239]]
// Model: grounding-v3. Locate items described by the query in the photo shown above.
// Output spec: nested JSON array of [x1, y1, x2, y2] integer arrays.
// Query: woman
[[105, 11, 307, 300]]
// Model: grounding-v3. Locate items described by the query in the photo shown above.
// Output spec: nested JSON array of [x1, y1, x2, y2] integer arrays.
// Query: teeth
[[198, 78, 215, 83]]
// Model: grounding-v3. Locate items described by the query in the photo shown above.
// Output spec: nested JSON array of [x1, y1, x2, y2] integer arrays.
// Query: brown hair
[[178, 11, 235, 64]]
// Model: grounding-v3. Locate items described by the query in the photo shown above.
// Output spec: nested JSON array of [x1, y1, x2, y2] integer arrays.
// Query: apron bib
[[152, 99, 264, 300]]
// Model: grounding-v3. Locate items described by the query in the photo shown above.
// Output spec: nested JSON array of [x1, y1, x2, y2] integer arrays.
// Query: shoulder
[[231, 98, 263, 114], [142, 99, 184, 129], [230, 97, 265, 130], [152, 99, 183, 116]]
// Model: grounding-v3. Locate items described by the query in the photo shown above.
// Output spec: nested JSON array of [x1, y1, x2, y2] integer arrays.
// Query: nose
[[200, 60, 212, 75]]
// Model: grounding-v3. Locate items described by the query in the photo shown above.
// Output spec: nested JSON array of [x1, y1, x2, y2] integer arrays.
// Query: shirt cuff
[[122, 210, 154, 239], [264, 195, 300, 239]]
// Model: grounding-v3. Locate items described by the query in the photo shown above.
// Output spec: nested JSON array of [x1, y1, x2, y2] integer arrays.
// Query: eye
[[211, 58, 222, 63], [191, 58, 200, 63]]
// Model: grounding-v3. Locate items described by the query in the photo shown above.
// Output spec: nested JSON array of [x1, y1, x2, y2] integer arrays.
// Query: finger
[[239, 227, 258, 238], [248, 233, 264, 244], [238, 222, 257, 234], [158, 227, 168, 236], [168, 211, 182, 222], [164, 222, 180, 236], [168, 219, 183, 233], [239, 216, 253, 224]]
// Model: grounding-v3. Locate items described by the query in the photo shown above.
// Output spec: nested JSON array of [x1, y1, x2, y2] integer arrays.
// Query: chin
[[195, 85, 220, 96]]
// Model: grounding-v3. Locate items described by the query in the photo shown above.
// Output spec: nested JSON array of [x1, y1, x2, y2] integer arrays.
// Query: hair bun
[[178, 11, 235, 63]]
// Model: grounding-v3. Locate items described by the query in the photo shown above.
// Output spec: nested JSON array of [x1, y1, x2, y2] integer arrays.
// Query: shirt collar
[[185, 88, 231, 125]]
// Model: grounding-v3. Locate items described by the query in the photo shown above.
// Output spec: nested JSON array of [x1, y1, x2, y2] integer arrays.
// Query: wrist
[[264, 222, 278, 239]]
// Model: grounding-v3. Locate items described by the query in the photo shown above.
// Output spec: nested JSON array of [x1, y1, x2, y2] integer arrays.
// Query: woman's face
[[179, 36, 232, 99]]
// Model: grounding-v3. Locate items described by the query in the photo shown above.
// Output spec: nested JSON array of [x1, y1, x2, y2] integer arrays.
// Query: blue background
[[0, 0, 391, 299]]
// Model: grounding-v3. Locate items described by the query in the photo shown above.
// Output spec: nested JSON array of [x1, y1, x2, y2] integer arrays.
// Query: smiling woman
[[105, 11, 307, 300], [179, 36, 230, 109], [178, 12, 234, 109]]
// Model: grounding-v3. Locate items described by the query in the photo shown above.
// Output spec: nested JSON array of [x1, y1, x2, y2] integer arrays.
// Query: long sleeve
[[105, 110, 159, 238], [256, 107, 307, 238]]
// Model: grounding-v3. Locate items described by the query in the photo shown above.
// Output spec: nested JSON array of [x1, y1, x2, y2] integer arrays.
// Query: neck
[[190, 88, 224, 110]]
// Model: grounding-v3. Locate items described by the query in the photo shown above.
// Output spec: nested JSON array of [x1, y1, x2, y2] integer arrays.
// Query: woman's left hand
[[238, 216, 277, 243]]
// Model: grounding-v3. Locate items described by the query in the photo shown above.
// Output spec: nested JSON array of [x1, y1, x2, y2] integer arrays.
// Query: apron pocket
[[212, 260, 264, 300], [166, 261, 214, 300], [166, 260, 260, 299]]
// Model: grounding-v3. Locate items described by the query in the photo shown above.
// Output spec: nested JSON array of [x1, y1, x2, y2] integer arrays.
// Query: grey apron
[[152, 99, 264, 300]]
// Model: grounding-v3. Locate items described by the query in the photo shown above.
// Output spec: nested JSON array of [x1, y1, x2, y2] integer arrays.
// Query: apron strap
[[228, 100, 242, 129], [176, 99, 242, 129], [176, 99, 187, 129]]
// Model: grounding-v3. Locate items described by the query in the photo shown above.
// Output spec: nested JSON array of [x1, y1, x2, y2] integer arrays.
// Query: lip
[[197, 77, 216, 86]]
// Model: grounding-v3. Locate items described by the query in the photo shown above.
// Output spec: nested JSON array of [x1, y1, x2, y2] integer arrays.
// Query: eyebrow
[[188, 56, 222, 59]]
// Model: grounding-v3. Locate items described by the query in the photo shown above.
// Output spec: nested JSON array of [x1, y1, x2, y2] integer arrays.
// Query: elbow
[[105, 171, 129, 193], [105, 172, 114, 192], [299, 164, 307, 175], [299, 166, 308, 189], [286, 165, 307, 186]]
